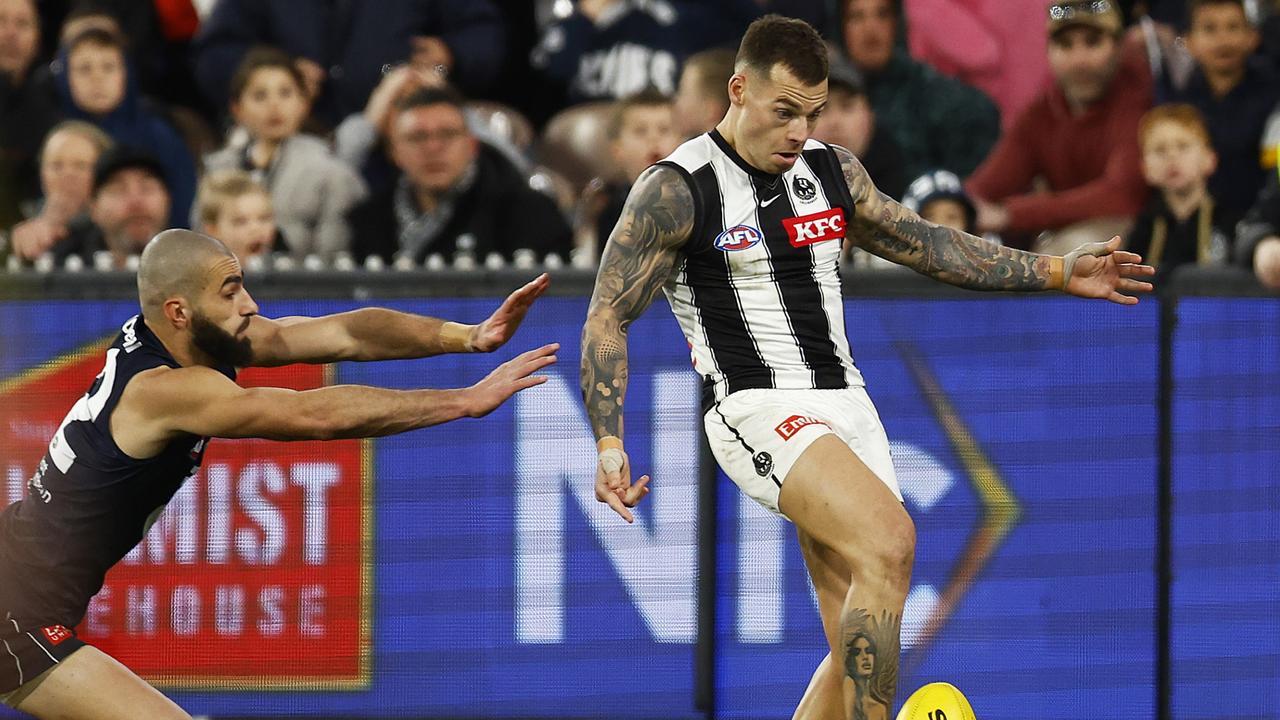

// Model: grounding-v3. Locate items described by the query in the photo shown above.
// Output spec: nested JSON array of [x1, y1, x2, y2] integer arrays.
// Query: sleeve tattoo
[[581, 165, 695, 440], [834, 145, 1056, 290]]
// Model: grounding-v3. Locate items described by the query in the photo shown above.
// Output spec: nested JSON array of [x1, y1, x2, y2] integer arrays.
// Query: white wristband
[[598, 448, 625, 474]]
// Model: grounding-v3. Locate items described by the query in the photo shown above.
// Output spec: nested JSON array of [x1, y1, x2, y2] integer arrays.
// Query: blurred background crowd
[[1, 0, 1278, 288]]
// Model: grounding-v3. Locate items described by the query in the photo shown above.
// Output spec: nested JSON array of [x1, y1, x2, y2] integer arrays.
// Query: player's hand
[[466, 343, 557, 417], [595, 442, 650, 523], [470, 273, 550, 352], [1062, 236, 1155, 305]]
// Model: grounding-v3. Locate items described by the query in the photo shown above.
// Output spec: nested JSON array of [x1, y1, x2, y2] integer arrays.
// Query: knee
[[843, 510, 915, 585]]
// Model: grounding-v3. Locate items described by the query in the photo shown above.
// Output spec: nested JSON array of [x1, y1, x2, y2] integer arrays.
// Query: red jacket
[[966, 48, 1152, 236]]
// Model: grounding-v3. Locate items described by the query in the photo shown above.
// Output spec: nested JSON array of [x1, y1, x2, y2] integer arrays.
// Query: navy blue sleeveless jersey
[[0, 315, 235, 627]]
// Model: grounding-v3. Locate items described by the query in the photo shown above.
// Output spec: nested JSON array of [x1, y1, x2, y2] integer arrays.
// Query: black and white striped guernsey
[[659, 130, 864, 412]]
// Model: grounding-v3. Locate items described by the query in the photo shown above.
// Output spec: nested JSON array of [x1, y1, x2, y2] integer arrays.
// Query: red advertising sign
[[0, 342, 372, 689]]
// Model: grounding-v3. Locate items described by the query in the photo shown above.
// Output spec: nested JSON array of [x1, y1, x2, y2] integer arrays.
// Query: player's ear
[[728, 72, 747, 107], [163, 297, 190, 329]]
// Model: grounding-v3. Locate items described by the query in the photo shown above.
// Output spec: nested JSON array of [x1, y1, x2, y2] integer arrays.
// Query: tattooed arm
[[581, 164, 695, 522], [834, 145, 1154, 302]]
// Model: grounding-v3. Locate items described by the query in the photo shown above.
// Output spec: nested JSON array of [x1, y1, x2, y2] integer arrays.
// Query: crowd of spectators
[[1, 0, 1278, 289]]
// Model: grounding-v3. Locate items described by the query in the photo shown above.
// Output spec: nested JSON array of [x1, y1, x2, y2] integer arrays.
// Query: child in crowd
[[901, 169, 978, 235], [851, 168, 982, 268], [204, 47, 366, 262], [58, 27, 196, 228], [577, 89, 679, 258], [1127, 104, 1238, 275], [1174, 0, 1278, 216], [195, 169, 278, 263]]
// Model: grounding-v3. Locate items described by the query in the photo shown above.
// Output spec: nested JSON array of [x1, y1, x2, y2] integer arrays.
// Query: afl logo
[[714, 225, 763, 252]]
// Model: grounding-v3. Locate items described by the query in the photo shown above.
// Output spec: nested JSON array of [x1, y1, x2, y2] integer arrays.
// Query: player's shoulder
[[657, 133, 716, 173], [803, 138, 833, 153], [126, 365, 237, 406]]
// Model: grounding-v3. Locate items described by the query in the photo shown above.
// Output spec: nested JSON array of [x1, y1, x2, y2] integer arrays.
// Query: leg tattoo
[[842, 608, 900, 720]]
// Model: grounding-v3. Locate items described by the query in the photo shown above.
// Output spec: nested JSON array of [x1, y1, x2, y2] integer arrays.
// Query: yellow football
[[895, 682, 977, 720]]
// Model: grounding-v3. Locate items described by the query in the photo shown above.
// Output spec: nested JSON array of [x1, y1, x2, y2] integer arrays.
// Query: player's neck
[[714, 113, 768, 173], [148, 322, 210, 369]]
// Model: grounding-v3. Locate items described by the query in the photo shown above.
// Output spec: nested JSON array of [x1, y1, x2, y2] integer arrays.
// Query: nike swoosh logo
[[761, 195, 781, 207]]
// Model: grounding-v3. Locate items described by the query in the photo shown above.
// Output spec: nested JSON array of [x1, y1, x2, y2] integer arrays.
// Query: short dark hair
[[65, 26, 125, 56], [735, 14, 828, 86], [1188, 0, 1249, 25], [228, 46, 307, 102], [607, 88, 673, 139], [394, 86, 468, 116]]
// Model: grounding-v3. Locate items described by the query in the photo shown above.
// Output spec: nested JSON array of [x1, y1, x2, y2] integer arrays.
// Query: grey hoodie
[[204, 133, 367, 261]]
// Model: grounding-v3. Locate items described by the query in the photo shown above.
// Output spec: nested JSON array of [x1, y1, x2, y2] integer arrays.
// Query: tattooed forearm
[[833, 145, 1055, 291], [581, 165, 694, 440]]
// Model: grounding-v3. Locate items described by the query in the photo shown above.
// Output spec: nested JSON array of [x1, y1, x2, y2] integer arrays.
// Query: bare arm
[[580, 165, 695, 441], [835, 144, 1065, 291], [246, 274, 549, 366], [113, 344, 557, 457], [581, 164, 695, 522]]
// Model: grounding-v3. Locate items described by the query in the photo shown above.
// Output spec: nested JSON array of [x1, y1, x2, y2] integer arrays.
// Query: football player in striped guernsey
[[581, 14, 1153, 720]]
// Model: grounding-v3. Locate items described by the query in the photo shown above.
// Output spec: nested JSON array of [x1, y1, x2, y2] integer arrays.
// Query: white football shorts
[[703, 387, 902, 517]]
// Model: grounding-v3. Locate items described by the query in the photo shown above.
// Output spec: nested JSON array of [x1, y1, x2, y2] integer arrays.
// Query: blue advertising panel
[[714, 298, 1160, 720], [1170, 298, 1280, 719]]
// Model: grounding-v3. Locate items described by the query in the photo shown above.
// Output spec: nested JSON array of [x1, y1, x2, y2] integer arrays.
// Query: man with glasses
[[346, 87, 572, 266], [967, 0, 1152, 252]]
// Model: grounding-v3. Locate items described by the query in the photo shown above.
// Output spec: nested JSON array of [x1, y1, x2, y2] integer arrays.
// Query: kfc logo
[[783, 208, 846, 247], [774, 414, 828, 441], [42, 624, 73, 646]]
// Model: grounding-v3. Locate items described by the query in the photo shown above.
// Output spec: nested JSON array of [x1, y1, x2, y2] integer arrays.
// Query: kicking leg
[[11, 645, 190, 720], [780, 434, 915, 720]]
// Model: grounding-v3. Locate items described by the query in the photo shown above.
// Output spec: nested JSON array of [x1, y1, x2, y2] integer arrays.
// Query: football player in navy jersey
[[0, 229, 555, 719]]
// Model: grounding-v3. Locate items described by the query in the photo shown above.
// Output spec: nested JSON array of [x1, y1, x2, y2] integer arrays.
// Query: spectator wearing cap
[[193, 0, 505, 128], [0, 0, 61, 230], [346, 87, 572, 266], [48, 145, 170, 269], [967, 0, 1151, 251], [839, 0, 1001, 180], [55, 26, 196, 228], [1169, 0, 1279, 218], [7, 120, 112, 262], [813, 57, 907, 201], [852, 167, 980, 268], [902, 169, 978, 234]]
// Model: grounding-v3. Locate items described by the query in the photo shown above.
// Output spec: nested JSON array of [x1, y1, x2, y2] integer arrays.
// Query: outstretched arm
[[581, 164, 694, 521], [113, 343, 558, 458], [835, 145, 1154, 302], [245, 274, 550, 366]]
